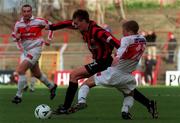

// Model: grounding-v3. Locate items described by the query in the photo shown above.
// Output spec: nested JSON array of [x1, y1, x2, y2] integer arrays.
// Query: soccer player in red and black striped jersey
[[47, 9, 120, 114]]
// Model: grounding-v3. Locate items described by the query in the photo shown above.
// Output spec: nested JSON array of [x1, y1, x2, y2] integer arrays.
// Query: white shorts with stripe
[[21, 47, 42, 65], [94, 67, 136, 94]]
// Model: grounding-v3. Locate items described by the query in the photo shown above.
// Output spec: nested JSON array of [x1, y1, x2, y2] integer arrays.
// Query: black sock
[[63, 82, 78, 109], [133, 89, 150, 108]]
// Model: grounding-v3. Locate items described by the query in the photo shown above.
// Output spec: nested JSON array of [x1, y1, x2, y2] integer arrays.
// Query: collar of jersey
[[20, 16, 35, 22]]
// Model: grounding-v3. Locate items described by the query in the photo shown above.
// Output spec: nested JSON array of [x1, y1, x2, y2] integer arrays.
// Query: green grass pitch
[[1, 85, 180, 123]]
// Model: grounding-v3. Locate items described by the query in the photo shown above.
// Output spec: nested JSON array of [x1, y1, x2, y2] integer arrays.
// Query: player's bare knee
[[70, 74, 79, 83]]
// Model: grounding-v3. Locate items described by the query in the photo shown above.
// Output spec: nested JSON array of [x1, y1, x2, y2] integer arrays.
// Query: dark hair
[[72, 9, 89, 22], [21, 4, 32, 11], [123, 20, 139, 33]]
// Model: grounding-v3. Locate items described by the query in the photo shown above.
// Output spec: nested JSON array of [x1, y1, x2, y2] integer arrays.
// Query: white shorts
[[94, 67, 136, 94], [21, 47, 42, 65]]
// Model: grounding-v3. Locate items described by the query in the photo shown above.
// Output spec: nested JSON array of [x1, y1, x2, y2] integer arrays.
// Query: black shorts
[[85, 56, 113, 75]]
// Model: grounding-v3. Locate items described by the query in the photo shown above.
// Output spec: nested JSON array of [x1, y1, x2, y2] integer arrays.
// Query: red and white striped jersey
[[116, 34, 146, 73], [12, 16, 53, 50]]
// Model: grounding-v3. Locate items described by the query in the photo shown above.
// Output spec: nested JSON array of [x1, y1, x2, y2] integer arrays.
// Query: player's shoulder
[[122, 34, 145, 41], [90, 20, 102, 29], [14, 20, 22, 27], [35, 17, 48, 23], [90, 22, 106, 36], [90, 20, 97, 25], [121, 35, 132, 42], [120, 35, 140, 45], [36, 17, 46, 20]]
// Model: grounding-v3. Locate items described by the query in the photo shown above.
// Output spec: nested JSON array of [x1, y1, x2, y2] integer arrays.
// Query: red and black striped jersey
[[50, 20, 120, 60]]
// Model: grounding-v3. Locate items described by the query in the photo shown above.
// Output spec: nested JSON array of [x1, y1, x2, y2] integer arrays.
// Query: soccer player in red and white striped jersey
[[11, 4, 57, 104], [74, 20, 158, 119]]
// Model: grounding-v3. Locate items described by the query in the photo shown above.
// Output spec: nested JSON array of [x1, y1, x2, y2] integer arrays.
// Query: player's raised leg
[[30, 63, 57, 100]]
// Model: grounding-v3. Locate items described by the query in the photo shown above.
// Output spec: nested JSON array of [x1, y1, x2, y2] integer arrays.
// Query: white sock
[[39, 74, 54, 89], [16, 75, 27, 98], [30, 77, 36, 90], [121, 96, 134, 113], [78, 84, 90, 104]]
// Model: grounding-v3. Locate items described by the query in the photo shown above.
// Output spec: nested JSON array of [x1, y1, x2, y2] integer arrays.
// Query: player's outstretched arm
[[48, 20, 77, 31]]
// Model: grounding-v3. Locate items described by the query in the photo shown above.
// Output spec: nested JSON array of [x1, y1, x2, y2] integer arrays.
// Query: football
[[34, 104, 52, 119]]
